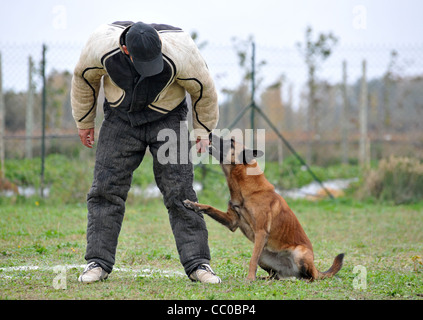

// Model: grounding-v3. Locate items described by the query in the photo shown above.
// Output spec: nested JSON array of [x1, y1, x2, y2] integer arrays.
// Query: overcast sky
[[1, 0, 422, 46], [1, 0, 422, 97]]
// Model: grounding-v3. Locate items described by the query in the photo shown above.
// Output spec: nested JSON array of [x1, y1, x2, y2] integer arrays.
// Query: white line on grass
[[0, 264, 185, 278]]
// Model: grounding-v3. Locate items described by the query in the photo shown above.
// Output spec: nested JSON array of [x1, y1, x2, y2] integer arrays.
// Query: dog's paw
[[246, 274, 257, 282], [183, 200, 202, 213]]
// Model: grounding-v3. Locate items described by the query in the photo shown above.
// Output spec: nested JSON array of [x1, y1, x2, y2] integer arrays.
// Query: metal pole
[[341, 60, 349, 163], [224, 42, 334, 199], [0, 53, 5, 180], [253, 105, 334, 199], [40, 44, 47, 198], [359, 59, 368, 169], [227, 103, 253, 130], [26, 56, 34, 159], [250, 41, 256, 140], [341, 60, 349, 164]]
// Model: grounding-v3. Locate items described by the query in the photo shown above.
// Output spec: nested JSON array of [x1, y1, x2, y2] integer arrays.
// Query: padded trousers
[[84, 106, 211, 276]]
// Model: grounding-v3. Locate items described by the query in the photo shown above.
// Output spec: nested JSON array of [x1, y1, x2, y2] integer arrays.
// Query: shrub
[[363, 156, 423, 204]]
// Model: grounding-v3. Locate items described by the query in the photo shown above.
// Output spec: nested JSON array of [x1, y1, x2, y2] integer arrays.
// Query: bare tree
[[296, 26, 338, 164]]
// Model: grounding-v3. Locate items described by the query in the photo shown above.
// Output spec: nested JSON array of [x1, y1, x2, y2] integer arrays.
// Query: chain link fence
[[1, 40, 422, 166]]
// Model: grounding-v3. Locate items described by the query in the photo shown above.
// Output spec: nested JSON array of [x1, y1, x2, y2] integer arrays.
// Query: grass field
[[1, 196, 422, 300]]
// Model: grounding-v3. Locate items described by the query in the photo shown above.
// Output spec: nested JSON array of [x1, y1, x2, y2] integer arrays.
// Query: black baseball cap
[[125, 22, 163, 78]]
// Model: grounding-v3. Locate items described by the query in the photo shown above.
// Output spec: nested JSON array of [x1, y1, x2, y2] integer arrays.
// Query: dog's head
[[209, 133, 264, 166]]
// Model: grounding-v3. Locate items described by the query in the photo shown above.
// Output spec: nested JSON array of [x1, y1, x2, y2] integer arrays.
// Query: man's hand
[[78, 128, 95, 149], [196, 138, 210, 153]]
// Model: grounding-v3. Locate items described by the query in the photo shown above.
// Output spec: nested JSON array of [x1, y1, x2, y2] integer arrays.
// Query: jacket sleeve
[[71, 27, 107, 130], [176, 37, 219, 140]]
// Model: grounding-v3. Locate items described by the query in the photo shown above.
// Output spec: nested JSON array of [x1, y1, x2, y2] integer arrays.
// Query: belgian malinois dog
[[184, 134, 344, 281]]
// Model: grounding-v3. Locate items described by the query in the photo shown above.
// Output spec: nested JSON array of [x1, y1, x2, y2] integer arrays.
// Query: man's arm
[[176, 35, 219, 145], [71, 26, 107, 146]]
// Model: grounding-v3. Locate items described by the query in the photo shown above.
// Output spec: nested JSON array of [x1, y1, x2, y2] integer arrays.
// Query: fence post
[[26, 56, 34, 159], [359, 59, 369, 169], [0, 52, 5, 180], [250, 41, 256, 149], [40, 44, 47, 198], [341, 60, 349, 164]]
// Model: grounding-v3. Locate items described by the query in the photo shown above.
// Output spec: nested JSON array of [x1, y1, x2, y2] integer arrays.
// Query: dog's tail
[[317, 253, 344, 280]]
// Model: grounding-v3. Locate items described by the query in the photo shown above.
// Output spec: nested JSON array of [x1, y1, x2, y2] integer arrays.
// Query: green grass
[[1, 197, 422, 300], [2, 153, 361, 205]]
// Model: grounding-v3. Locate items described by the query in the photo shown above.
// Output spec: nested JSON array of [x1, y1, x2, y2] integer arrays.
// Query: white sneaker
[[78, 262, 109, 283], [189, 264, 221, 284]]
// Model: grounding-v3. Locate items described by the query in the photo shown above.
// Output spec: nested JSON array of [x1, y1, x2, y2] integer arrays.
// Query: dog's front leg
[[183, 200, 238, 232], [247, 230, 268, 281]]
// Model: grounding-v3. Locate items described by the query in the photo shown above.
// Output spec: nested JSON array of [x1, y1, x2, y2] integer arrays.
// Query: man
[[71, 21, 220, 283]]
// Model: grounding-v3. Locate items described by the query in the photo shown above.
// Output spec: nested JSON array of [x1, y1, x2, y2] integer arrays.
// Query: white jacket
[[71, 21, 219, 139]]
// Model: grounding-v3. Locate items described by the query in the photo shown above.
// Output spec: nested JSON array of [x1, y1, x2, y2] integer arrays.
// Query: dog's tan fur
[[184, 136, 344, 281]]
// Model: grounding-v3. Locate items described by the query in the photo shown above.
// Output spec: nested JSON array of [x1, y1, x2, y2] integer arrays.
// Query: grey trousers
[[84, 108, 211, 276]]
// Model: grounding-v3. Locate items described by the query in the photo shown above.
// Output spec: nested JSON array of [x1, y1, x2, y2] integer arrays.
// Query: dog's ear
[[240, 149, 264, 164]]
